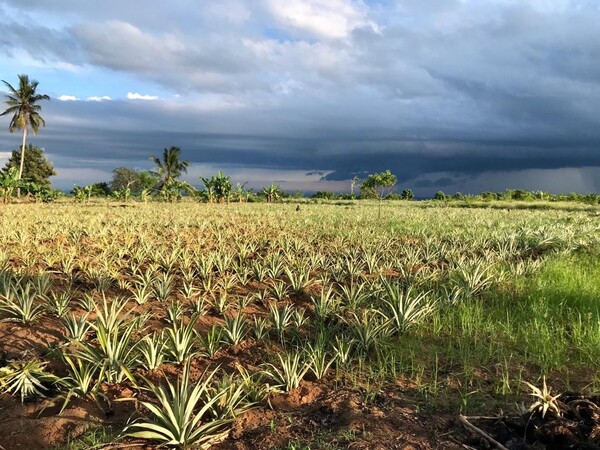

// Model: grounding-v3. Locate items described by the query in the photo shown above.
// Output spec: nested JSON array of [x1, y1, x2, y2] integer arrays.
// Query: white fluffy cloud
[[58, 95, 79, 101], [265, 0, 373, 38], [127, 92, 158, 100]]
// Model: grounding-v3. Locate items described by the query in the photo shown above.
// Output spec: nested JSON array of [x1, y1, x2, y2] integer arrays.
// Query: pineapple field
[[0, 200, 599, 449]]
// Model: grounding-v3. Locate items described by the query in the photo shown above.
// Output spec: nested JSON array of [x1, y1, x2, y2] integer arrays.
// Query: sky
[[0, 0, 599, 196]]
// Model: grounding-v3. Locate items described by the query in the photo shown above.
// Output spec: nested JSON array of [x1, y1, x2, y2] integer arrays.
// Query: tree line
[[76, 152, 403, 205], [67, 146, 284, 204], [2, 74, 600, 205], [0, 74, 400, 204]]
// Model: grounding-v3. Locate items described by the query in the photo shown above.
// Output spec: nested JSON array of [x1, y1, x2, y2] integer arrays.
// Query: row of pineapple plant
[[0, 202, 598, 447]]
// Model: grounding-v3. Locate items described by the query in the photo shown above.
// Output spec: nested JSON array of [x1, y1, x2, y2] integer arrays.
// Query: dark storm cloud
[[18, 98, 599, 185], [413, 177, 454, 188], [1, 0, 600, 193]]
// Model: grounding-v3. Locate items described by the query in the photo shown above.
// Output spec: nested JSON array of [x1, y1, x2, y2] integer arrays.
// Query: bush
[[312, 191, 337, 200], [400, 188, 414, 200], [480, 192, 497, 201]]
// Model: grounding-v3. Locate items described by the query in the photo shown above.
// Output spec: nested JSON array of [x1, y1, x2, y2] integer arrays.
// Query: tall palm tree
[[149, 146, 190, 187], [1, 75, 50, 194]]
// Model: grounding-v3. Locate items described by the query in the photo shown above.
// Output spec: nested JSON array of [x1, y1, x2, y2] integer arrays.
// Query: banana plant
[[0, 167, 22, 203]]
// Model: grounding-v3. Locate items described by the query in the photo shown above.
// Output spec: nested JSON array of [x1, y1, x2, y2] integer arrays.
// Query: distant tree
[[71, 182, 111, 201], [480, 192, 497, 201], [234, 182, 252, 202], [200, 171, 233, 203], [312, 191, 336, 200], [583, 193, 600, 205], [361, 170, 397, 199], [510, 189, 533, 201], [138, 170, 160, 190], [433, 191, 446, 200], [111, 167, 141, 193], [158, 180, 194, 203], [400, 188, 414, 200], [71, 185, 91, 202], [360, 170, 397, 218], [3, 144, 56, 188], [201, 179, 216, 203], [1, 74, 50, 195], [25, 183, 62, 203], [90, 182, 112, 197], [149, 146, 189, 188], [261, 182, 282, 203]]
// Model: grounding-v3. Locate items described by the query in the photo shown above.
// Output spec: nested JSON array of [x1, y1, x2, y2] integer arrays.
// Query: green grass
[[421, 199, 600, 213], [50, 426, 122, 450], [353, 251, 600, 413], [527, 254, 600, 315], [273, 427, 364, 450]]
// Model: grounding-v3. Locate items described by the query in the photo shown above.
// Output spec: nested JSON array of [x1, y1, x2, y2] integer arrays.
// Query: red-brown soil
[[2, 312, 600, 450]]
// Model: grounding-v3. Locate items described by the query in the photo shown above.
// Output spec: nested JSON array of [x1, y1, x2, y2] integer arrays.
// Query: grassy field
[[0, 201, 599, 449]]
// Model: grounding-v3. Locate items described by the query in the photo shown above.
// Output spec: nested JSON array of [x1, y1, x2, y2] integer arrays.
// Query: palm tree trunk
[[17, 127, 27, 198]]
